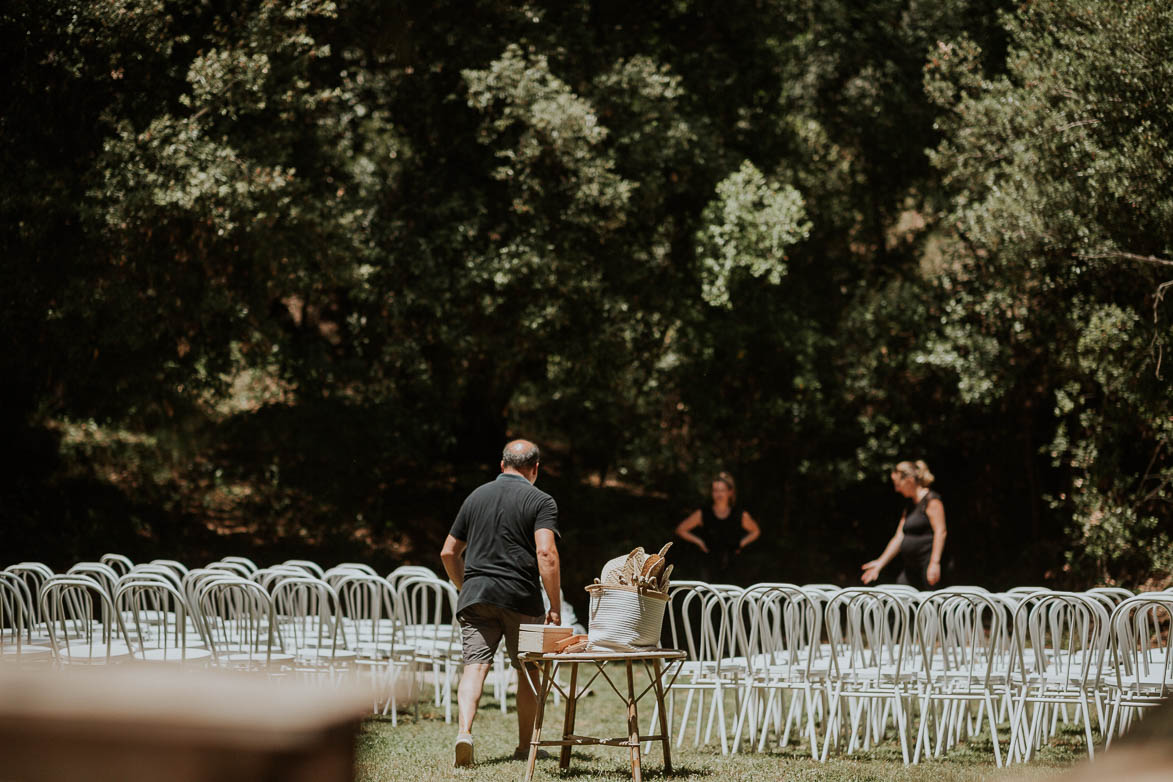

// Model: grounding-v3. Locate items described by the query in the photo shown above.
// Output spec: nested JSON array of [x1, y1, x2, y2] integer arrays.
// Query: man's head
[[501, 439, 540, 483]]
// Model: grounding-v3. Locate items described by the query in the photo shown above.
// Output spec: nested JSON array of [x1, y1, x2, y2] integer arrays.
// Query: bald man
[[440, 439, 561, 767]]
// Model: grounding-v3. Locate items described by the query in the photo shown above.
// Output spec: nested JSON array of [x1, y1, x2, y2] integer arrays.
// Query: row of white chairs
[[6, 559, 1168, 763], [1, 557, 464, 724], [654, 581, 1172, 767]]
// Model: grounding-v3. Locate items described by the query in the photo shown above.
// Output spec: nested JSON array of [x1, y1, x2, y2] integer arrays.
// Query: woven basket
[[585, 584, 668, 650]]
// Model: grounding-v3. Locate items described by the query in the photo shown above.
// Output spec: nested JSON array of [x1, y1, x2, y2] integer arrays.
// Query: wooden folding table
[[518, 648, 685, 782]]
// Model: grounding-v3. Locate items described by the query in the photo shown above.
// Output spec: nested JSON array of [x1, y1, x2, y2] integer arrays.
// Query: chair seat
[[136, 647, 214, 663], [296, 647, 358, 662], [1, 645, 54, 659], [63, 642, 134, 661], [120, 609, 171, 625], [222, 651, 296, 664]]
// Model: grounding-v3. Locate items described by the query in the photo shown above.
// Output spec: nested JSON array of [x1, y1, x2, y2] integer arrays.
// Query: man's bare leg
[[455, 662, 491, 766], [458, 662, 492, 734]]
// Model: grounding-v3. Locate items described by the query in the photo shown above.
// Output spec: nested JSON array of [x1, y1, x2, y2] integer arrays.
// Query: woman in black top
[[860, 460, 947, 590], [675, 472, 761, 583]]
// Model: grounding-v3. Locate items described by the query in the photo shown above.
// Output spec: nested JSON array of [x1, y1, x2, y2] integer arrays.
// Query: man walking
[[440, 439, 561, 767]]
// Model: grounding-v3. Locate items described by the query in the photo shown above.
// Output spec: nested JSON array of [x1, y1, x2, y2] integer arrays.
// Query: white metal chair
[[270, 576, 357, 682], [334, 572, 417, 719], [730, 584, 826, 757], [0, 574, 53, 664], [397, 574, 461, 722], [820, 587, 916, 764], [38, 574, 132, 665], [197, 576, 292, 672], [114, 578, 212, 664], [912, 589, 1007, 765], [1104, 594, 1173, 745], [1005, 592, 1108, 763], [658, 581, 744, 753]]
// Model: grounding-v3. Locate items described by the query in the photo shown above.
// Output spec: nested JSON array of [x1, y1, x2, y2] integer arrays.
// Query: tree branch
[[1056, 118, 1098, 133], [1078, 251, 1173, 268], [1152, 279, 1173, 380]]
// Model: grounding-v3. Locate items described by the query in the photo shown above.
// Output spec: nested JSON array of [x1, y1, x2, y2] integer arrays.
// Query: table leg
[[560, 661, 579, 770], [627, 660, 642, 782], [525, 661, 552, 782], [652, 658, 673, 774]]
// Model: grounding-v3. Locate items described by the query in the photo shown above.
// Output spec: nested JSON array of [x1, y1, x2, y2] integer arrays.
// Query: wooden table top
[[519, 648, 686, 662]]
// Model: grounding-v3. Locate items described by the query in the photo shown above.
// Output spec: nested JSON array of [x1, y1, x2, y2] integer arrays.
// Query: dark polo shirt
[[449, 472, 559, 616]]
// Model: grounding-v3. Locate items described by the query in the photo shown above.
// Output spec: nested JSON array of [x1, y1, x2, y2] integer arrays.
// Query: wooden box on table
[[518, 624, 573, 653]]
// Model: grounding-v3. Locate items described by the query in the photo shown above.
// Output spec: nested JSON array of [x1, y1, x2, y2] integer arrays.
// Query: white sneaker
[[454, 733, 474, 767]]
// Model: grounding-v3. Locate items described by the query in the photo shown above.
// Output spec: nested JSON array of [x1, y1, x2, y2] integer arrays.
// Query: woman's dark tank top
[[899, 490, 940, 556], [700, 505, 743, 556]]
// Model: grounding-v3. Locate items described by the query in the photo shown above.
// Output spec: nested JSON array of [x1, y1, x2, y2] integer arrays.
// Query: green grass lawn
[[356, 675, 1090, 782]]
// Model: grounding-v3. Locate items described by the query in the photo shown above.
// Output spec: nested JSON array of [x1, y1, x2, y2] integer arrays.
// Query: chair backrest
[[38, 574, 119, 663], [333, 573, 402, 647], [1086, 586, 1135, 606], [0, 575, 31, 653], [0, 571, 37, 643], [1108, 594, 1173, 695], [205, 561, 253, 578], [915, 588, 1007, 689], [220, 556, 259, 574], [5, 563, 55, 626], [665, 582, 736, 669], [334, 562, 379, 577], [150, 559, 190, 576], [387, 565, 438, 591], [736, 584, 823, 675], [114, 578, 197, 659], [252, 566, 310, 591], [823, 587, 914, 680], [270, 576, 347, 653], [324, 564, 378, 589], [1013, 591, 1109, 689], [396, 575, 458, 636], [100, 553, 134, 576], [1006, 586, 1051, 597], [66, 562, 120, 598], [127, 564, 184, 589], [181, 569, 241, 640], [197, 576, 278, 663], [282, 559, 326, 579]]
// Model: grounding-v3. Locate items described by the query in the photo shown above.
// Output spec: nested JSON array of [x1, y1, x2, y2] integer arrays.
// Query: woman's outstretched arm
[[861, 516, 905, 584]]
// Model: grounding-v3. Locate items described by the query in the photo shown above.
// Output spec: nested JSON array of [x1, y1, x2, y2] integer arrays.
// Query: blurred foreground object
[[1048, 696, 1173, 782], [0, 664, 370, 782]]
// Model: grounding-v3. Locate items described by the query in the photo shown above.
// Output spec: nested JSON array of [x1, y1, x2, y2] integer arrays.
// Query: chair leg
[[986, 692, 1002, 768], [1080, 695, 1095, 761]]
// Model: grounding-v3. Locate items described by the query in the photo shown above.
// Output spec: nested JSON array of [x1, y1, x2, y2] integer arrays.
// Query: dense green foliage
[[2, 0, 1168, 589]]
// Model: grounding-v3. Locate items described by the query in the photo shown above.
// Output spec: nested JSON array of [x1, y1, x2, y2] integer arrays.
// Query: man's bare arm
[[440, 534, 467, 589], [535, 528, 561, 625]]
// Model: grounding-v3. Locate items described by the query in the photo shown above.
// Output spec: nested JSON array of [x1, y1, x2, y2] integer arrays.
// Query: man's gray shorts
[[458, 603, 544, 669]]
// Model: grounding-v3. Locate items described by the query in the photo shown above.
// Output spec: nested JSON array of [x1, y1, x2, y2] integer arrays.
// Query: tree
[[924, 0, 1173, 584]]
